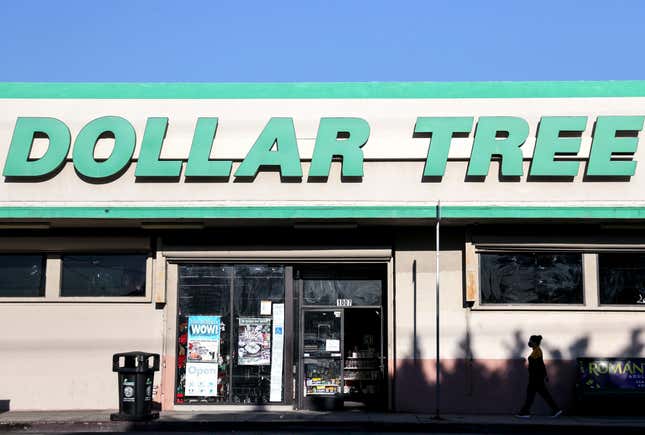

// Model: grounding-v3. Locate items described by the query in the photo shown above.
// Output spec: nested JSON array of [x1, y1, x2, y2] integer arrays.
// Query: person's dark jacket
[[527, 346, 548, 384]]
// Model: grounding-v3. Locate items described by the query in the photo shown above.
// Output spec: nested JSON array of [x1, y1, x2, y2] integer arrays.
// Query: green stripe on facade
[[0, 206, 438, 219], [2, 81, 645, 99], [441, 206, 645, 219], [1, 205, 645, 220]]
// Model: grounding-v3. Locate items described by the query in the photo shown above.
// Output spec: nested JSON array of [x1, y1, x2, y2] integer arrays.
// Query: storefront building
[[1, 81, 644, 414]]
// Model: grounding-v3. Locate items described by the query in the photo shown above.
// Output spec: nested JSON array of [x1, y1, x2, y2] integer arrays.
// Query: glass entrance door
[[300, 309, 344, 409]]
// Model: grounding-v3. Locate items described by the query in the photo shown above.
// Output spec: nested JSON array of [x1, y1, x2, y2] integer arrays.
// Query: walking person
[[516, 335, 563, 418]]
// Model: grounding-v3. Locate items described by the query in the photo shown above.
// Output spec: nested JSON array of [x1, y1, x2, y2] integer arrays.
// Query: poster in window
[[187, 315, 221, 362], [186, 315, 221, 396], [238, 317, 272, 366], [269, 304, 285, 402], [185, 362, 219, 396]]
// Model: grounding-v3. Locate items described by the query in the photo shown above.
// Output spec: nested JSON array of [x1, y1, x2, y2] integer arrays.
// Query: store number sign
[[336, 299, 352, 307]]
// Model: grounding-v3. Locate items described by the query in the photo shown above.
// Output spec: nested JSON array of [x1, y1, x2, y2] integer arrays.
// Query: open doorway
[[343, 307, 384, 409]]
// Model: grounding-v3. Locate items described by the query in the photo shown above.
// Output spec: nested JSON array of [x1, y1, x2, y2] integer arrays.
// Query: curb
[[2, 419, 645, 434]]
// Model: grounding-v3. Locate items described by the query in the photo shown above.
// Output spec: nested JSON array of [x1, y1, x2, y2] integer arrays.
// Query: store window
[[599, 253, 645, 305], [480, 252, 583, 304], [301, 265, 382, 306], [176, 264, 286, 405], [0, 254, 46, 297], [60, 254, 146, 297]]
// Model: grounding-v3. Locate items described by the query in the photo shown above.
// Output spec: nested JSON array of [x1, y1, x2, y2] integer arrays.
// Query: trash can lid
[[113, 352, 160, 372], [113, 351, 160, 358]]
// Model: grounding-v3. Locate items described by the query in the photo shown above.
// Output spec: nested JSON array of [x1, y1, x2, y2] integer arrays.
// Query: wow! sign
[[188, 315, 221, 341]]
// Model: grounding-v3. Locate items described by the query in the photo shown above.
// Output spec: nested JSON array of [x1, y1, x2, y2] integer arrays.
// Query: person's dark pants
[[519, 380, 559, 414]]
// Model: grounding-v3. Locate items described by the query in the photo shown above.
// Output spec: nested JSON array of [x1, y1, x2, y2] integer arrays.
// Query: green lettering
[[587, 116, 645, 177], [598, 362, 608, 374], [589, 362, 599, 376], [634, 363, 644, 374], [234, 118, 302, 178], [3, 117, 70, 177], [135, 117, 182, 178], [530, 116, 587, 177], [467, 116, 529, 177], [72, 116, 135, 179], [309, 117, 370, 178], [185, 117, 232, 178], [415, 117, 473, 177], [609, 362, 621, 374]]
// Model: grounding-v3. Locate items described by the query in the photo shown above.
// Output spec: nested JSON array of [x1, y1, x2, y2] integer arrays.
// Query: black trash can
[[110, 351, 160, 421]]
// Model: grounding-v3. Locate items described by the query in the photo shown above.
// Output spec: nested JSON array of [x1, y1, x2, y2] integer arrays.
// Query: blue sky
[[1, 0, 644, 82]]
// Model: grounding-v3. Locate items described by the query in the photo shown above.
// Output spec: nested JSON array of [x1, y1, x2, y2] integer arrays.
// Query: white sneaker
[[515, 413, 531, 419], [550, 410, 563, 418]]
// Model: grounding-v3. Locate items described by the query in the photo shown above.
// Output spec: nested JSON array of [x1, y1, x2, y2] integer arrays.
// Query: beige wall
[[2, 161, 645, 208], [0, 303, 163, 410]]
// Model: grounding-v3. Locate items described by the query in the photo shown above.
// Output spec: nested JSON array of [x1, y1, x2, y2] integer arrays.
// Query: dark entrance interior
[[343, 307, 384, 408]]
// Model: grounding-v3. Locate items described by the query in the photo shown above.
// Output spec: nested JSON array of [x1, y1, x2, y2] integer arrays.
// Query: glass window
[[301, 265, 383, 306], [303, 310, 341, 355], [177, 265, 232, 404], [176, 264, 286, 405], [599, 253, 645, 305], [232, 265, 284, 404], [480, 252, 583, 304], [0, 255, 45, 297], [61, 254, 146, 297]]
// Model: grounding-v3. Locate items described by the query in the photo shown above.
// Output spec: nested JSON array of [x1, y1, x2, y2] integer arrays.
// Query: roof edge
[[1, 80, 645, 99]]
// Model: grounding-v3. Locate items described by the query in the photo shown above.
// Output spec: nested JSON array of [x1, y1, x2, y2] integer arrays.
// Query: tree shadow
[[393, 323, 644, 415]]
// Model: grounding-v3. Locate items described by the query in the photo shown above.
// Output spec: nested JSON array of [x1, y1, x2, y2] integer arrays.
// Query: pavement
[[1, 410, 645, 433]]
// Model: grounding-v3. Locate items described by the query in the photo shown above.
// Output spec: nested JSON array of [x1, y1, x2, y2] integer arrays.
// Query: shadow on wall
[[395, 327, 644, 415], [0, 400, 8, 413]]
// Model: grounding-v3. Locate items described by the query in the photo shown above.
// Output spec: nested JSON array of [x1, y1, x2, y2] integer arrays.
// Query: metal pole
[[435, 200, 441, 419]]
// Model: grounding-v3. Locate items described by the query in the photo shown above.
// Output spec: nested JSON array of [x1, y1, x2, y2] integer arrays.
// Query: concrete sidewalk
[[1, 410, 645, 433]]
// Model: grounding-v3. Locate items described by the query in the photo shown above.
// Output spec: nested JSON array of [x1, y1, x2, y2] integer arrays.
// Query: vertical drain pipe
[[435, 200, 441, 419]]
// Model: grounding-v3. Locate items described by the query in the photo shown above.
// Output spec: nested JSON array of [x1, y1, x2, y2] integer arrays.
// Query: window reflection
[[301, 265, 383, 306], [61, 254, 146, 297], [599, 253, 645, 305], [480, 252, 583, 304], [0, 255, 45, 297]]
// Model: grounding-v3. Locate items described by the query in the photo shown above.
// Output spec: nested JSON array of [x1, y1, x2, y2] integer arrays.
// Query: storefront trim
[[2, 81, 645, 99], [4, 205, 645, 220], [0, 206, 438, 219], [442, 206, 645, 219], [162, 248, 392, 262]]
